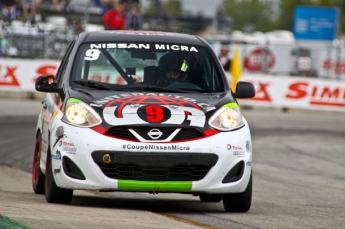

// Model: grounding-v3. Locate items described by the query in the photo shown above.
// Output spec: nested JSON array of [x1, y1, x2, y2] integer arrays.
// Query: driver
[[157, 52, 189, 86]]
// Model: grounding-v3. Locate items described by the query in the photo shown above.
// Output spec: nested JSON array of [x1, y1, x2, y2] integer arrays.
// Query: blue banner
[[293, 6, 339, 41]]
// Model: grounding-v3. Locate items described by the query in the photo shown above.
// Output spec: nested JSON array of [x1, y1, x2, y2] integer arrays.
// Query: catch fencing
[[0, 21, 75, 60], [210, 40, 345, 80]]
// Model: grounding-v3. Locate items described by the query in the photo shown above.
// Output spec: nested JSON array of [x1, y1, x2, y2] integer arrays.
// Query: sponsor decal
[[65, 149, 77, 154], [110, 31, 172, 36], [54, 165, 61, 175], [154, 44, 198, 52], [91, 93, 214, 109], [53, 126, 66, 148], [52, 150, 61, 160], [233, 151, 245, 157], [51, 108, 60, 120], [246, 140, 252, 152], [97, 95, 210, 127], [58, 141, 76, 153], [59, 141, 75, 147], [47, 100, 55, 115], [227, 144, 243, 151], [88, 43, 198, 52], [246, 161, 252, 166], [123, 144, 190, 151], [62, 147, 77, 153]]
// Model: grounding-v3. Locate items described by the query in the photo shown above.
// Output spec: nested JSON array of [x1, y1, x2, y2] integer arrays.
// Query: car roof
[[80, 30, 208, 46]]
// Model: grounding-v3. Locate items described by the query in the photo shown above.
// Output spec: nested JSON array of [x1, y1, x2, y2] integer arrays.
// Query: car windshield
[[72, 42, 224, 93]]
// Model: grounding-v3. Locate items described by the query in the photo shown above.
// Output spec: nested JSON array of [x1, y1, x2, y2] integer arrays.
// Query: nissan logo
[[147, 129, 163, 140]]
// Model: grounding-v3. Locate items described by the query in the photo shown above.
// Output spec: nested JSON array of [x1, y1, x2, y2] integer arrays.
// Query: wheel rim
[[32, 138, 40, 185]]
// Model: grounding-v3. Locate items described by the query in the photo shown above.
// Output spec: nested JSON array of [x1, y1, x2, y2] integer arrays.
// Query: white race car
[[32, 30, 255, 212]]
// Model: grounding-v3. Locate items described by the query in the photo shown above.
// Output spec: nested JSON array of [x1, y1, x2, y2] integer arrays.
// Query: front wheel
[[222, 172, 252, 212], [32, 133, 45, 194], [45, 148, 73, 204]]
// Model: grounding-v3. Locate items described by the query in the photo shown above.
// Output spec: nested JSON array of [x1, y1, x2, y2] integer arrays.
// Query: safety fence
[[0, 58, 344, 112], [2, 30, 345, 81], [210, 40, 345, 81], [0, 22, 75, 59]]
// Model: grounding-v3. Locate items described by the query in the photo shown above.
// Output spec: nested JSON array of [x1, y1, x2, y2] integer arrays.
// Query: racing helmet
[[158, 52, 189, 84]]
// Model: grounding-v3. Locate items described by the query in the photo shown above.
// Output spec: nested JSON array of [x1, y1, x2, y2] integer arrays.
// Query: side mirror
[[35, 75, 60, 93], [233, 81, 256, 98]]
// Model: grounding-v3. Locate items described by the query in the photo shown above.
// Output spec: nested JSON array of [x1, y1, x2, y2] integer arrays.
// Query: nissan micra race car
[[32, 30, 255, 212]]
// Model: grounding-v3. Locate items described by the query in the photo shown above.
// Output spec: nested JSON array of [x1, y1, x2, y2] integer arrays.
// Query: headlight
[[62, 99, 102, 127], [208, 106, 244, 131]]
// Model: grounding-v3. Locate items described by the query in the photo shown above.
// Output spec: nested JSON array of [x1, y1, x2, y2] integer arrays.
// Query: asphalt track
[[0, 98, 344, 229]]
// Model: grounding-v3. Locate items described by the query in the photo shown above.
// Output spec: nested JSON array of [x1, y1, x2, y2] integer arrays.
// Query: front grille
[[92, 152, 218, 182], [132, 126, 176, 140], [106, 127, 137, 141], [105, 126, 204, 142], [99, 164, 211, 181], [173, 128, 203, 140]]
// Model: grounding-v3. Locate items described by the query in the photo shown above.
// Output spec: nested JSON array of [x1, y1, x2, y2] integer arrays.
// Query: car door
[[40, 40, 76, 167]]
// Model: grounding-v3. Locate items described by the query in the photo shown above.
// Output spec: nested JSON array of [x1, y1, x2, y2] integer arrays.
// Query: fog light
[[102, 154, 111, 163]]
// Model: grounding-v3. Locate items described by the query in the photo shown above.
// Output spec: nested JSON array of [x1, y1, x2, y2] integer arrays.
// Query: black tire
[[32, 133, 45, 194], [199, 194, 222, 202], [45, 148, 73, 204], [222, 172, 252, 212]]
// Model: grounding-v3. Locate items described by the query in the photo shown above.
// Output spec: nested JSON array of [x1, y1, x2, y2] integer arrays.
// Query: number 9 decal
[[146, 106, 164, 122], [103, 104, 205, 127], [138, 105, 171, 123], [84, 49, 100, 61]]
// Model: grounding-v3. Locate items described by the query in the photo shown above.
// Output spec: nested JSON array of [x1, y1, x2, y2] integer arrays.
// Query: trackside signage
[[293, 6, 339, 41], [1, 58, 344, 112], [226, 73, 345, 112], [0, 58, 59, 90]]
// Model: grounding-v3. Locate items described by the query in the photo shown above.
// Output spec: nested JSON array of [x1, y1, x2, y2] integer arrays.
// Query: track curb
[[0, 214, 30, 229]]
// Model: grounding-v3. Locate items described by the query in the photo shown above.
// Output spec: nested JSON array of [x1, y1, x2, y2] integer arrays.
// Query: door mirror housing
[[35, 75, 60, 93], [233, 81, 256, 99]]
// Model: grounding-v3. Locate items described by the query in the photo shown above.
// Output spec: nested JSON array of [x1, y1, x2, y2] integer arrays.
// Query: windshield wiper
[[73, 80, 111, 90]]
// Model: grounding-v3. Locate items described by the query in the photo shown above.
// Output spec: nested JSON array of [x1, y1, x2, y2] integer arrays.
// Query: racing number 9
[[104, 104, 204, 126], [146, 106, 163, 122], [84, 49, 100, 61]]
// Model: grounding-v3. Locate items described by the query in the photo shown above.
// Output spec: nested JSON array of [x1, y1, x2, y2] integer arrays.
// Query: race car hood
[[67, 89, 236, 129]]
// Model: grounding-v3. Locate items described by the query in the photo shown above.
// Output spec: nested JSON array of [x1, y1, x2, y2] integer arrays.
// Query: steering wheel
[[166, 82, 202, 90]]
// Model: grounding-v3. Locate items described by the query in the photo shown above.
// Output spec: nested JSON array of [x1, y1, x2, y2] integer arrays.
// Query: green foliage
[[144, 0, 345, 35], [314, 0, 345, 35], [221, 0, 345, 35], [163, 0, 183, 15], [276, 0, 315, 30], [221, 0, 274, 32], [275, 0, 344, 34], [144, 0, 183, 16], [144, 0, 162, 14]]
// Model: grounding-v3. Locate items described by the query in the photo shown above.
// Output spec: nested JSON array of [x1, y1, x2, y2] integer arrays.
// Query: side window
[[55, 40, 76, 87]]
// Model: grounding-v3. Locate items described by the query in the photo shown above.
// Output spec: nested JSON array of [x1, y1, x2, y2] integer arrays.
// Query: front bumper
[[49, 119, 253, 194]]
